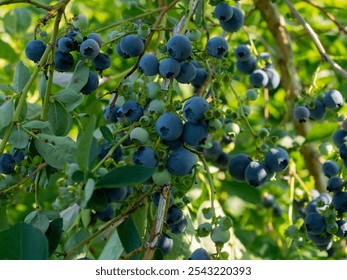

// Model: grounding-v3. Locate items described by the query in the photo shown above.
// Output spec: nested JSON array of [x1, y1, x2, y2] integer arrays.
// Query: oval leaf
[[66, 60, 89, 92], [24, 210, 50, 233], [48, 101, 71, 136], [13, 61, 30, 93], [0, 99, 14, 131], [77, 116, 96, 170], [9, 127, 29, 149]]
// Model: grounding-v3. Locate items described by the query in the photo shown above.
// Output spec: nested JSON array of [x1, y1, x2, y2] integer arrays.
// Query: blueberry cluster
[[227, 147, 289, 187], [214, 3, 244, 33]]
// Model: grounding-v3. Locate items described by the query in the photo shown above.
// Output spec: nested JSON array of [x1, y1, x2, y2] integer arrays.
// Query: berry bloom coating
[[294, 105, 310, 123], [246, 89, 258, 101], [322, 160, 340, 178], [191, 68, 208, 87], [25, 39, 46, 62], [323, 89, 344, 109], [339, 142, 347, 160], [183, 96, 210, 123], [182, 122, 208, 147], [203, 140, 223, 162], [327, 176, 344, 193], [81, 71, 99, 95], [0, 153, 16, 174], [139, 54, 159, 76], [191, 248, 211, 260], [308, 99, 326, 121], [133, 146, 157, 167], [54, 50, 74, 72], [264, 68, 280, 89], [211, 226, 230, 244], [87, 33, 102, 46], [118, 101, 144, 123], [166, 34, 192, 61], [57, 37, 74, 53], [155, 112, 183, 141], [115, 43, 130, 59], [80, 38, 100, 59], [333, 129, 347, 148], [332, 191, 347, 213], [249, 69, 269, 88], [234, 44, 251, 61], [176, 62, 197, 84], [244, 161, 269, 187], [336, 220, 347, 238], [264, 147, 289, 172], [228, 153, 252, 182], [168, 216, 187, 234], [219, 7, 244, 33], [159, 57, 181, 79], [167, 148, 196, 176], [206, 36, 229, 58], [149, 99, 165, 115], [236, 56, 256, 74], [157, 233, 173, 255], [214, 3, 233, 21], [147, 82, 161, 99], [130, 127, 149, 145], [120, 34, 144, 57], [304, 212, 326, 235], [95, 203, 115, 222], [166, 205, 184, 225], [92, 52, 111, 71]]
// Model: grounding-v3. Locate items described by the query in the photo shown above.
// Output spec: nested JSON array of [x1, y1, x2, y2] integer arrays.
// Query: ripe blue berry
[[234, 44, 251, 61], [333, 129, 347, 148], [182, 122, 208, 147], [339, 142, 347, 160], [103, 104, 120, 123], [25, 39, 46, 62], [336, 219, 347, 237], [203, 141, 223, 162], [166, 34, 192, 61], [219, 7, 244, 33], [322, 160, 339, 178], [176, 62, 197, 84], [304, 212, 326, 235], [87, 33, 102, 47], [166, 205, 184, 225], [81, 71, 99, 95], [191, 248, 211, 260], [54, 50, 74, 72], [249, 69, 269, 88], [120, 34, 144, 57], [264, 68, 280, 89], [323, 89, 344, 109], [244, 161, 269, 187], [97, 141, 122, 163], [92, 52, 111, 71], [57, 37, 74, 53], [228, 153, 252, 182], [215, 152, 230, 171], [118, 100, 143, 123], [332, 191, 347, 213], [327, 176, 344, 193], [308, 99, 326, 121], [80, 38, 100, 59], [306, 231, 332, 246], [159, 57, 181, 79], [115, 43, 130, 59], [169, 216, 187, 234], [264, 147, 289, 172], [214, 3, 233, 21], [294, 105, 310, 123], [206, 36, 229, 58], [67, 29, 82, 42], [95, 203, 115, 221], [155, 112, 183, 141], [167, 148, 196, 176], [236, 56, 256, 74], [191, 68, 208, 88], [262, 193, 275, 208], [183, 96, 210, 123], [104, 187, 128, 202], [157, 232, 173, 255], [133, 146, 157, 167], [139, 54, 159, 76], [0, 153, 15, 174]]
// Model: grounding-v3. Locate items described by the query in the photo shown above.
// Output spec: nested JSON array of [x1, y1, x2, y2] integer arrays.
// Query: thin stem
[[199, 154, 216, 215], [307, 64, 321, 95], [0, 0, 51, 10], [288, 164, 295, 225], [292, 169, 313, 199], [120, 245, 145, 260]]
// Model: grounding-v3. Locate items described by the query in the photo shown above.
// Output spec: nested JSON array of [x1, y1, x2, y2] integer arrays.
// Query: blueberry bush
[[0, 0, 346, 260]]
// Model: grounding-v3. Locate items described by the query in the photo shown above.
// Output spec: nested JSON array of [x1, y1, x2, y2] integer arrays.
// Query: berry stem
[[288, 163, 296, 225]]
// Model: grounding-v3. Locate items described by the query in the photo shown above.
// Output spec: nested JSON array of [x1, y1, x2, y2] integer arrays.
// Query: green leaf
[[0, 99, 14, 131], [100, 125, 114, 142], [97, 165, 155, 188], [9, 126, 29, 149], [305, 121, 339, 144], [54, 88, 83, 104], [77, 116, 96, 170], [45, 218, 63, 256], [98, 230, 124, 260], [0, 222, 48, 260], [13, 61, 30, 93], [117, 215, 141, 259], [26, 102, 41, 120], [66, 60, 89, 92], [38, 73, 47, 100], [35, 133, 77, 169], [60, 204, 80, 232], [3, 8, 32, 35], [64, 228, 89, 256], [223, 181, 261, 205], [0, 40, 17, 62], [80, 178, 95, 208], [24, 210, 50, 233], [0, 207, 9, 231], [48, 101, 71, 136], [23, 120, 49, 129]]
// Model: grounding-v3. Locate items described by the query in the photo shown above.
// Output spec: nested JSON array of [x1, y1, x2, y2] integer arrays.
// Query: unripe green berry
[[220, 251, 229, 260], [197, 222, 213, 237], [225, 122, 240, 137], [319, 142, 333, 156], [186, 29, 201, 41], [149, 99, 165, 115], [326, 221, 338, 235], [285, 225, 299, 239], [211, 226, 230, 244], [209, 118, 223, 131], [238, 105, 251, 116], [324, 210, 337, 222], [147, 82, 161, 99], [140, 115, 151, 127], [202, 207, 214, 220], [258, 128, 270, 138], [219, 216, 233, 231], [246, 89, 258, 101], [130, 127, 149, 145], [152, 169, 171, 186], [72, 14, 89, 30], [138, 24, 150, 38]]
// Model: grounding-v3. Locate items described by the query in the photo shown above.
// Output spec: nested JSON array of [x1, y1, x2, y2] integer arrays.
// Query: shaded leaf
[[23, 120, 49, 129], [77, 116, 96, 170], [98, 230, 124, 260], [305, 121, 339, 144], [60, 203, 80, 232], [100, 125, 113, 142], [54, 88, 83, 104], [0, 41, 17, 62], [0, 99, 14, 131], [66, 60, 89, 92], [9, 126, 29, 149], [45, 218, 63, 256], [117, 216, 141, 259], [223, 181, 261, 205], [24, 210, 50, 233], [3, 8, 32, 35], [48, 101, 71, 136], [13, 61, 30, 93]]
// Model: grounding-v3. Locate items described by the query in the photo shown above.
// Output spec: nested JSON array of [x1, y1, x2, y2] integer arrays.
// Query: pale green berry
[[246, 89, 258, 101], [72, 14, 89, 30], [211, 226, 230, 244], [130, 127, 149, 144], [186, 29, 201, 41], [319, 142, 333, 156], [152, 169, 171, 186], [149, 99, 165, 115]]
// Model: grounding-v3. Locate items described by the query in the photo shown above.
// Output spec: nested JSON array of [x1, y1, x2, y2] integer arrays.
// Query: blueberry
[[133, 146, 157, 167], [163, 138, 184, 150], [214, 3, 233, 21], [246, 89, 258, 101], [130, 127, 149, 145], [176, 62, 197, 84], [120, 34, 144, 57], [249, 69, 269, 88], [167, 148, 196, 176], [264, 147, 289, 172], [327, 176, 344, 193], [236, 56, 256, 74], [304, 199, 319, 215], [323, 89, 344, 109], [159, 58, 181, 79], [25, 39, 46, 62], [228, 153, 252, 182], [115, 43, 130, 59], [234, 44, 251, 61], [294, 105, 310, 123], [166, 205, 184, 225], [168, 216, 187, 234], [103, 104, 120, 123], [67, 29, 82, 41], [332, 191, 347, 213], [339, 142, 347, 160], [304, 212, 326, 235], [80, 38, 100, 59], [155, 112, 183, 141], [139, 54, 159, 76], [191, 68, 208, 88], [81, 71, 99, 95], [215, 152, 230, 171], [118, 100, 143, 123], [11, 149, 25, 163], [95, 203, 115, 221], [258, 52, 273, 68], [306, 231, 332, 246], [322, 160, 340, 178], [182, 122, 208, 147], [190, 248, 211, 260], [0, 153, 16, 174], [219, 7, 244, 33], [103, 187, 128, 202], [333, 129, 347, 148], [166, 34, 192, 61], [262, 194, 275, 208], [72, 14, 89, 30], [87, 33, 102, 47], [206, 36, 229, 58], [57, 37, 74, 53], [264, 68, 280, 89], [183, 96, 210, 123], [308, 99, 326, 121], [336, 219, 347, 237], [92, 52, 111, 71], [97, 141, 122, 163], [157, 232, 173, 255], [203, 141, 223, 162], [211, 226, 230, 244], [146, 82, 161, 99], [244, 161, 269, 187], [54, 50, 74, 72]]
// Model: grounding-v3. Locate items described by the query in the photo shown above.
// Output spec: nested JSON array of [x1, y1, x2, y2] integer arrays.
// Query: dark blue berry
[[304, 212, 326, 235], [294, 106, 310, 123], [133, 146, 157, 167], [166, 34, 192, 61], [214, 3, 233, 21], [54, 50, 74, 72], [81, 71, 99, 95], [139, 54, 159, 76], [176, 62, 197, 84], [92, 52, 111, 71], [206, 36, 229, 58], [120, 34, 144, 57], [159, 58, 181, 79], [167, 148, 196, 176], [182, 122, 208, 147], [155, 112, 183, 141], [323, 89, 344, 109], [308, 99, 326, 121], [183, 96, 210, 123], [118, 100, 143, 123], [234, 44, 251, 61], [57, 37, 74, 53], [219, 7, 244, 33], [228, 153, 252, 182], [264, 147, 289, 172], [249, 69, 269, 88], [80, 38, 100, 59], [322, 160, 339, 178], [0, 153, 15, 174], [236, 56, 256, 74], [191, 248, 211, 260], [25, 39, 46, 62], [244, 161, 269, 187]]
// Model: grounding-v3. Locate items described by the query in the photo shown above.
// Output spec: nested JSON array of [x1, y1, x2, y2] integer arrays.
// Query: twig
[[0, 0, 50, 10], [120, 245, 145, 260], [285, 0, 347, 80]]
